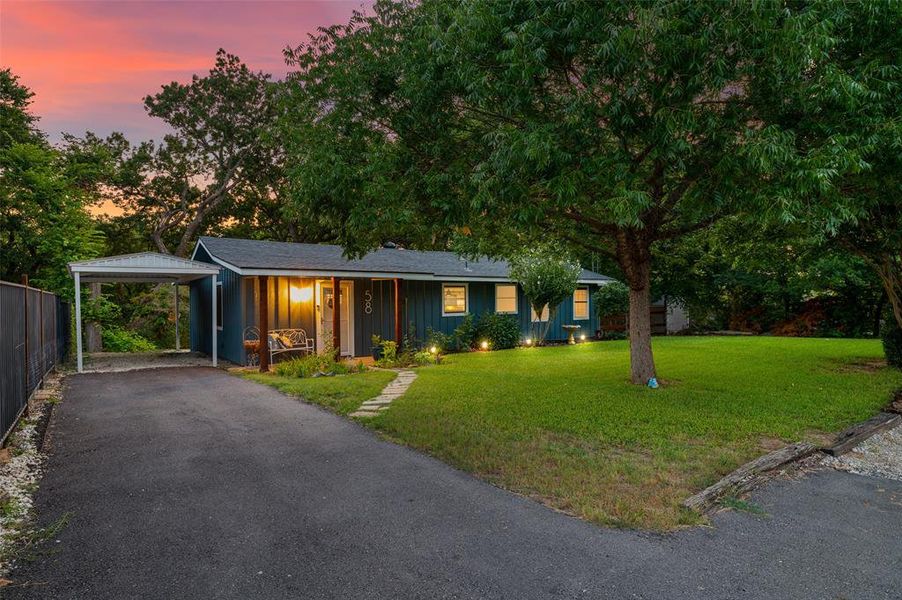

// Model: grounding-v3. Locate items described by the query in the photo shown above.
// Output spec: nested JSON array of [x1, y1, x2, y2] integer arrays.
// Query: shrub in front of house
[[425, 328, 453, 353], [374, 339, 439, 368], [452, 315, 477, 350], [475, 313, 521, 349], [274, 350, 366, 378], [412, 350, 437, 366]]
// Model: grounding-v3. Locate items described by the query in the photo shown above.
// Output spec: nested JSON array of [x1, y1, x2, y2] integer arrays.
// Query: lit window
[[442, 284, 468, 316], [573, 287, 589, 320], [530, 304, 549, 322], [495, 284, 518, 314]]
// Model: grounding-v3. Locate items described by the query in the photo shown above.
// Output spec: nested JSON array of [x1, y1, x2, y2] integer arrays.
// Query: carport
[[68, 252, 221, 373]]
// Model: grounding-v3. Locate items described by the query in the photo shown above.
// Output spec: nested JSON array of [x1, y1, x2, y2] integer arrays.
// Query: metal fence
[[1, 280, 71, 445]]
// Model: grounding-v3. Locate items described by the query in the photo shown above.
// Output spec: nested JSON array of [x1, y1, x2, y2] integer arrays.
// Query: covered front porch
[[240, 275, 404, 370]]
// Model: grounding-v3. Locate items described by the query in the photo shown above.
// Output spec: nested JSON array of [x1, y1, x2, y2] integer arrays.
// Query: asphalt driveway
[[6, 367, 901, 599]]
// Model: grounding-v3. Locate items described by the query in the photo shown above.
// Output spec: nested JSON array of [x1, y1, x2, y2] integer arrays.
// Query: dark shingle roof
[[196, 237, 612, 282]]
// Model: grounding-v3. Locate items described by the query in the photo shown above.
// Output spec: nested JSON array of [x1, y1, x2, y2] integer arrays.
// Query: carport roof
[[68, 252, 221, 283]]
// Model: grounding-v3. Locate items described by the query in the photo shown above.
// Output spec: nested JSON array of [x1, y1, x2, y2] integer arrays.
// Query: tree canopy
[[281, 0, 834, 382], [0, 69, 104, 294], [84, 50, 285, 257], [776, 1, 902, 329]]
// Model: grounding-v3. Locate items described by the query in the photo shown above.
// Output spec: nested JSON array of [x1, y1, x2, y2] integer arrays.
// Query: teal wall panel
[[400, 280, 601, 344], [189, 252, 606, 361], [188, 245, 245, 365]]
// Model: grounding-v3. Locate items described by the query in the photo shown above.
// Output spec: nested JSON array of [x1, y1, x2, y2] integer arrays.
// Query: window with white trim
[[442, 283, 468, 316], [573, 287, 589, 320], [495, 284, 518, 314], [530, 304, 550, 322], [216, 281, 224, 330]]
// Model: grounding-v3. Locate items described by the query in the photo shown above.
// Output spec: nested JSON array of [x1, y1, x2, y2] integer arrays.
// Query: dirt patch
[[758, 437, 786, 451], [801, 430, 835, 447], [834, 358, 887, 373]]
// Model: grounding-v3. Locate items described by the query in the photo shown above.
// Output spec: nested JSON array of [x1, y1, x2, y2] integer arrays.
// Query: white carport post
[[210, 274, 217, 367], [174, 284, 180, 351], [74, 272, 83, 373]]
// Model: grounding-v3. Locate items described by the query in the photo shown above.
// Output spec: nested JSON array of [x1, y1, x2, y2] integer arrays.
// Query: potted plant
[[371, 335, 384, 361]]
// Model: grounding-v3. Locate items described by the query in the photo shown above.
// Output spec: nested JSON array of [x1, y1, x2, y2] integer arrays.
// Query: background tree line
[[2, 1, 899, 373]]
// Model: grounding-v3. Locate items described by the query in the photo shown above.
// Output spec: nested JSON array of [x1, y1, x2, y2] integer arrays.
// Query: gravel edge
[[0, 373, 62, 577]]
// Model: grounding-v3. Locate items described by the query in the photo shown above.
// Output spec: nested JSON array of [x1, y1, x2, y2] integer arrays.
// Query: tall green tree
[[282, 1, 820, 383], [82, 50, 282, 257], [0, 70, 103, 294], [777, 1, 902, 331]]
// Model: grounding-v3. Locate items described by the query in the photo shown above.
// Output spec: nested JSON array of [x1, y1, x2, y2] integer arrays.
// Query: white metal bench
[[243, 326, 315, 365]]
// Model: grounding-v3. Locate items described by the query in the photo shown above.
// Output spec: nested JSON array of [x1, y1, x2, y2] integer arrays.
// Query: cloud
[[2, 0, 368, 142]]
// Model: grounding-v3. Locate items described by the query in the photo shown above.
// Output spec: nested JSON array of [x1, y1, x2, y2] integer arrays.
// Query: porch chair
[[243, 326, 315, 366]]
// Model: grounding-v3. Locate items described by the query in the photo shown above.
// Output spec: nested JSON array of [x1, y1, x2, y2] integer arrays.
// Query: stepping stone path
[[350, 370, 417, 418]]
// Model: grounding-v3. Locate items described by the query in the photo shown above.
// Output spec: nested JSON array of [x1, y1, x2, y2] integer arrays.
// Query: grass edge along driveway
[[246, 337, 901, 530], [243, 369, 396, 415]]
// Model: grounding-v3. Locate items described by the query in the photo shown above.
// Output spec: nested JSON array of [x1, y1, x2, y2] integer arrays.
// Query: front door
[[318, 281, 353, 356]]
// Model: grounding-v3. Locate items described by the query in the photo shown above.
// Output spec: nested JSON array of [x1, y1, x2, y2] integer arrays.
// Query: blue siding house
[[189, 237, 613, 365]]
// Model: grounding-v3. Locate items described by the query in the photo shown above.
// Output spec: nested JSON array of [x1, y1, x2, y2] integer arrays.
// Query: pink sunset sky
[[1, 0, 367, 143]]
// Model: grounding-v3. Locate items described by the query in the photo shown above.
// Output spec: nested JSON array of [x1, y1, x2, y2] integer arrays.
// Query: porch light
[[290, 286, 313, 303], [480, 340, 489, 350]]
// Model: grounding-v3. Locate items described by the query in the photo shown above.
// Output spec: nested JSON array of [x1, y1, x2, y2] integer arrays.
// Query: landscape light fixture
[[480, 340, 489, 350]]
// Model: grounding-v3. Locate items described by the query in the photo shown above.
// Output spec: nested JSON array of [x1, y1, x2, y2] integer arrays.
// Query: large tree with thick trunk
[[76, 50, 281, 257], [281, 1, 826, 383]]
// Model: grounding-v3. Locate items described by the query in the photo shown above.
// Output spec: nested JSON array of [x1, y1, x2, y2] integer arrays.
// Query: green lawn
[[243, 370, 396, 414], [359, 337, 901, 530]]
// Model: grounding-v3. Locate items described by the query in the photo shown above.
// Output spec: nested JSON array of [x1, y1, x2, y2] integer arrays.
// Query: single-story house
[[188, 236, 613, 364]]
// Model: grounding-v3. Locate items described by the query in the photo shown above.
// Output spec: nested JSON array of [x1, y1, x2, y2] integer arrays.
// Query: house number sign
[[363, 289, 373, 314]]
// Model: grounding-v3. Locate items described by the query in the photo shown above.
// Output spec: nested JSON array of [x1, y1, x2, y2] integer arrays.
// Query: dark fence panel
[[0, 281, 71, 445], [25, 287, 42, 399]]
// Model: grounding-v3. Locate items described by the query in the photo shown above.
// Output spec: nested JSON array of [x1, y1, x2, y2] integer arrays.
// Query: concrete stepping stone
[[351, 370, 417, 418]]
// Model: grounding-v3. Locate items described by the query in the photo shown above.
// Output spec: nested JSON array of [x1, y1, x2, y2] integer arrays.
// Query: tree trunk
[[627, 268, 656, 384], [616, 231, 657, 385], [874, 257, 902, 330], [873, 290, 887, 337]]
